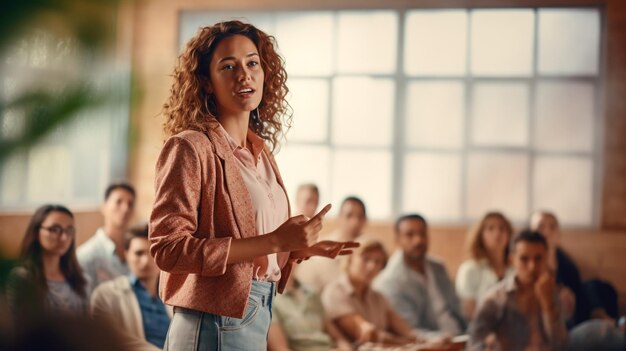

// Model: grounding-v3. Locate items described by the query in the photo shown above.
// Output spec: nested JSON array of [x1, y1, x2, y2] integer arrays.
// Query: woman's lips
[[236, 87, 255, 99]]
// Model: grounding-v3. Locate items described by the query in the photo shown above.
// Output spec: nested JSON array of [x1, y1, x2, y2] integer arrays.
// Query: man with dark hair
[[91, 223, 171, 351], [468, 230, 567, 351], [78, 182, 135, 287], [373, 214, 466, 338], [296, 196, 368, 292]]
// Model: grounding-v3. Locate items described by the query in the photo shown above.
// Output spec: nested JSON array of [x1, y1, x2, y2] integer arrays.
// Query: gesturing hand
[[272, 204, 332, 252], [290, 240, 361, 262]]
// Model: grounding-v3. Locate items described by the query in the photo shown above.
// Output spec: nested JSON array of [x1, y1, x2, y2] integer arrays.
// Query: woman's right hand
[[271, 204, 332, 252]]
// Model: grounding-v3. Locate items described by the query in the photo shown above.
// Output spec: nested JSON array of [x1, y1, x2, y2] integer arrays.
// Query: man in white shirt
[[78, 182, 135, 288], [373, 214, 466, 337]]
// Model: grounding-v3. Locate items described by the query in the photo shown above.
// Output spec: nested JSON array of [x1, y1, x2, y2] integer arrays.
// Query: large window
[[180, 8, 602, 226]]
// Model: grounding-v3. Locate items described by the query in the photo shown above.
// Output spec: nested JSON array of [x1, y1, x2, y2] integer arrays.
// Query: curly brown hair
[[162, 20, 292, 152], [466, 211, 513, 261]]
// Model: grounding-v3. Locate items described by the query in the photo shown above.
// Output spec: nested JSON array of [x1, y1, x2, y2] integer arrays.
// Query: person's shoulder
[[321, 275, 349, 300], [369, 286, 388, 303], [427, 255, 450, 274], [79, 229, 104, 247], [372, 267, 395, 290], [426, 255, 446, 266], [457, 258, 484, 275], [163, 130, 221, 162], [77, 232, 105, 260], [481, 277, 510, 302], [171, 130, 209, 143], [373, 252, 405, 286], [556, 247, 577, 266], [91, 276, 128, 298], [6, 265, 38, 293], [164, 130, 213, 151], [7, 265, 31, 282]]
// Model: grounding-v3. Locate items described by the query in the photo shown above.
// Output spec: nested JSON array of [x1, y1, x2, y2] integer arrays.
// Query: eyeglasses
[[41, 225, 76, 237]]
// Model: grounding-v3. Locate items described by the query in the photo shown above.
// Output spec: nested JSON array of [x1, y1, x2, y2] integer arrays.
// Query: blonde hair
[[466, 212, 513, 260], [162, 21, 292, 152], [343, 239, 389, 272]]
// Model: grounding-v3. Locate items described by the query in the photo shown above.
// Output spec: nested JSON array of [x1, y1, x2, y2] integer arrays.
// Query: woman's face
[[208, 34, 264, 117], [38, 211, 75, 257], [348, 249, 386, 286], [481, 217, 510, 255]]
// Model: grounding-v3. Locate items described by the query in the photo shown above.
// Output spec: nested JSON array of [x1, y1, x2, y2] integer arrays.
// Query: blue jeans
[[164, 280, 275, 351]]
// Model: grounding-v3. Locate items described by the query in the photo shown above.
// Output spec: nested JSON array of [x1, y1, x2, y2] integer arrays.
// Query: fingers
[[307, 203, 331, 224], [291, 214, 308, 224], [318, 240, 360, 248], [341, 241, 360, 249]]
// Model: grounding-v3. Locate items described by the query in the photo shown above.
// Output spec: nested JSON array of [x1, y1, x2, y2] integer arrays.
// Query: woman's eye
[[248, 61, 259, 67], [221, 64, 234, 70]]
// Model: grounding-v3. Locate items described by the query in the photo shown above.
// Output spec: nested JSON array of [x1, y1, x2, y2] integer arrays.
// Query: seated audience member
[[567, 319, 624, 351], [294, 183, 320, 219], [90, 223, 170, 350], [78, 182, 135, 288], [373, 214, 466, 337], [456, 212, 515, 320], [321, 240, 423, 346], [297, 196, 368, 292], [268, 265, 352, 351], [6, 205, 90, 325], [531, 211, 619, 327], [469, 230, 567, 351]]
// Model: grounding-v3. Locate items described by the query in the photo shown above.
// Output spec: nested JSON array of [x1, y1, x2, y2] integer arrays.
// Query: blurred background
[[0, 0, 625, 313]]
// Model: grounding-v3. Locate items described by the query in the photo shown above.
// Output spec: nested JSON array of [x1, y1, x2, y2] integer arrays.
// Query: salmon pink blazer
[[149, 118, 293, 318]]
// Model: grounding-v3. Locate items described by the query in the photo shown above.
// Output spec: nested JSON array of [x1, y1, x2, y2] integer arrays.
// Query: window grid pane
[[404, 10, 467, 76], [471, 82, 530, 147], [336, 11, 398, 74], [470, 9, 535, 76], [405, 81, 465, 149], [538, 9, 600, 76], [403, 152, 463, 221], [331, 150, 392, 219], [178, 8, 601, 226], [331, 77, 394, 147]]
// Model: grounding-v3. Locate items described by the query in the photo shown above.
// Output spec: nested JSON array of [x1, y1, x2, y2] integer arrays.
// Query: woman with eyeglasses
[[6, 204, 89, 325]]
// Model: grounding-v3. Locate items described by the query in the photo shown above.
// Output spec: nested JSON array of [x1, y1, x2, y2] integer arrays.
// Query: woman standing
[[7, 205, 89, 325], [150, 21, 357, 350]]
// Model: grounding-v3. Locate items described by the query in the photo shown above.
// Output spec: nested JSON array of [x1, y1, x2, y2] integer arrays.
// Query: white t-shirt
[[455, 258, 514, 303]]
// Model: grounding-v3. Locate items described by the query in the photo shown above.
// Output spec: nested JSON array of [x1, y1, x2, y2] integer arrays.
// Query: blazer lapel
[[206, 123, 256, 240]]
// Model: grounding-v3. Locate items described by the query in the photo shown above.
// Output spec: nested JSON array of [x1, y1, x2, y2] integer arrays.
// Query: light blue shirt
[[372, 250, 466, 335], [77, 228, 129, 289]]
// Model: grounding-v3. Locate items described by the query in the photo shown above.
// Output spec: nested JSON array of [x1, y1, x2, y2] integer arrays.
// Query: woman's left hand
[[290, 240, 360, 262]]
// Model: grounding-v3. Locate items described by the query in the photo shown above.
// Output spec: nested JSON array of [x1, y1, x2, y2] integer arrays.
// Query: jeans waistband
[[172, 280, 276, 315], [249, 279, 275, 298]]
